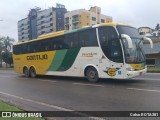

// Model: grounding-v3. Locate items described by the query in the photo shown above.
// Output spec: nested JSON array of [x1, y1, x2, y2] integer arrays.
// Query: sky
[[0, 0, 159, 41]]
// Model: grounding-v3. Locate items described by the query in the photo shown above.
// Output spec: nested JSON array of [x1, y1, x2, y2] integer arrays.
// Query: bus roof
[[15, 22, 130, 45], [99, 22, 130, 27]]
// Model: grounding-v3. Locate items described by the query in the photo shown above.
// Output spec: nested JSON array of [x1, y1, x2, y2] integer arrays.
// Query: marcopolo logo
[[26, 54, 48, 60]]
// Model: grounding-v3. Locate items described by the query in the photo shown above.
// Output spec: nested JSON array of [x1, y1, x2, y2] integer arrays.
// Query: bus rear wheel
[[23, 67, 29, 78], [30, 67, 37, 78], [86, 67, 99, 83]]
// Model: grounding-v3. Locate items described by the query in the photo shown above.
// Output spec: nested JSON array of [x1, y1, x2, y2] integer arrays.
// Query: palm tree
[[3, 36, 15, 52], [3, 36, 15, 67], [0, 36, 15, 67], [0, 37, 4, 67]]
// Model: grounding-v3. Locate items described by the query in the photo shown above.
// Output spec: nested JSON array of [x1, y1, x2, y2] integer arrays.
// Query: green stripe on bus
[[57, 48, 80, 71], [48, 49, 68, 71]]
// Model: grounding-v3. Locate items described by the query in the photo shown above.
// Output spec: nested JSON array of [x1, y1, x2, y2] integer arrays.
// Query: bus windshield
[[117, 26, 145, 63]]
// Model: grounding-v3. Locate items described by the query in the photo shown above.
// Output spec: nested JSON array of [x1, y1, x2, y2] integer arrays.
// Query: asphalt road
[[0, 70, 160, 120]]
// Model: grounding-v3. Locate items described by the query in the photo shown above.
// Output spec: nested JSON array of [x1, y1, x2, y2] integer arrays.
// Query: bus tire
[[23, 67, 29, 78], [29, 67, 37, 78], [86, 67, 99, 83]]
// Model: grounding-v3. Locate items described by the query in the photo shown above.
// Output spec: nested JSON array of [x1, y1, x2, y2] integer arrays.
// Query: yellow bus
[[13, 23, 153, 82]]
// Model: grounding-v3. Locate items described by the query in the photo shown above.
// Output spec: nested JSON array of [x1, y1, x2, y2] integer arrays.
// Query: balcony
[[65, 21, 69, 25], [72, 15, 79, 23], [72, 16, 79, 23]]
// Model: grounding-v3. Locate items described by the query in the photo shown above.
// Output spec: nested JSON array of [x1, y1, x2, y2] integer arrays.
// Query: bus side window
[[107, 27, 123, 63], [79, 28, 98, 47], [79, 31, 88, 47], [64, 33, 79, 49], [99, 26, 123, 63], [53, 44, 57, 50], [99, 27, 109, 58]]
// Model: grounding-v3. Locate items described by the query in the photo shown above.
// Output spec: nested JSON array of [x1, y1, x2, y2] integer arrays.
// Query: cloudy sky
[[0, 0, 159, 41]]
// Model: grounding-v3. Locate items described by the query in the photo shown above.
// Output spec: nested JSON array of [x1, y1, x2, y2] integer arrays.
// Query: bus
[[13, 23, 153, 82]]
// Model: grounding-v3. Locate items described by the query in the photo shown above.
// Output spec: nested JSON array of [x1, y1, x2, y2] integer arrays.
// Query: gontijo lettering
[[27, 54, 48, 60]]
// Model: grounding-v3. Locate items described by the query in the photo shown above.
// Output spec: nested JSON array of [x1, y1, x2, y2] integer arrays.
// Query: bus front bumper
[[125, 68, 147, 79]]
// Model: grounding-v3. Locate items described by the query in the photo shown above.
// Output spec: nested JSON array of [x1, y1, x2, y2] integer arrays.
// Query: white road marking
[[0, 76, 12, 78], [128, 88, 160, 93], [0, 91, 105, 120], [133, 78, 160, 81], [37, 79, 57, 83], [72, 83, 104, 87]]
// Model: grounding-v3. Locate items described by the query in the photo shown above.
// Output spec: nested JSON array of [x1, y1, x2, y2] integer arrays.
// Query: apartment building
[[18, 4, 67, 41], [65, 6, 112, 30]]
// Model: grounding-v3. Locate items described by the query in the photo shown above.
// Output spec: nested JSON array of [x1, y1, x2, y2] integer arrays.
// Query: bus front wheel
[[29, 67, 37, 78], [86, 67, 99, 83], [23, 67, 29, 78]]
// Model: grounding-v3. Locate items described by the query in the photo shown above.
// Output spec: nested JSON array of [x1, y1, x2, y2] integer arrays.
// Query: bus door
[[108, 37, 124, 79]]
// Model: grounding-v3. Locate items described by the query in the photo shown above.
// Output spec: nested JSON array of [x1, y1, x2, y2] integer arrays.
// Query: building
[[64, 6, 112, 30], [143, 43, 160, 66], [18, 4, 67, 41], [138, 27, 153, 37], [139, 25, 160, 66]]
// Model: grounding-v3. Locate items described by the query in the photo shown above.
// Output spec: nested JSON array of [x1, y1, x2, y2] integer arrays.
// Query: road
[[0, 70, 160, 120]]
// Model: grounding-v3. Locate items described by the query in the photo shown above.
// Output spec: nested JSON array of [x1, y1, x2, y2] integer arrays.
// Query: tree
[[0, 37, 5, 67], [0, 36, 15, 68], [1, 52, 13, 67], [3, 36, 15, 52]]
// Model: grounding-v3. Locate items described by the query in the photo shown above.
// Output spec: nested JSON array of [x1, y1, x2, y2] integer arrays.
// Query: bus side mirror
[[142, 37, 153, 48], [121, 34, 133, 49]]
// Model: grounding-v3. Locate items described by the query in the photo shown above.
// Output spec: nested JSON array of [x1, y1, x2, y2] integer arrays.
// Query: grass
[[0, 100, 44, 120], [147, 66, 160, 73]]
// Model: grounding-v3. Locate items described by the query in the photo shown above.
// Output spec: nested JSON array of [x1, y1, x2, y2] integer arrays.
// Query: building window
[[92, 17, 96, 21], [41, 31, 45, 34], [146, 59, 155, 66], [41, 26, 45, 29], [50, 23, 53, 26], [101, 19, 105, 23]]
